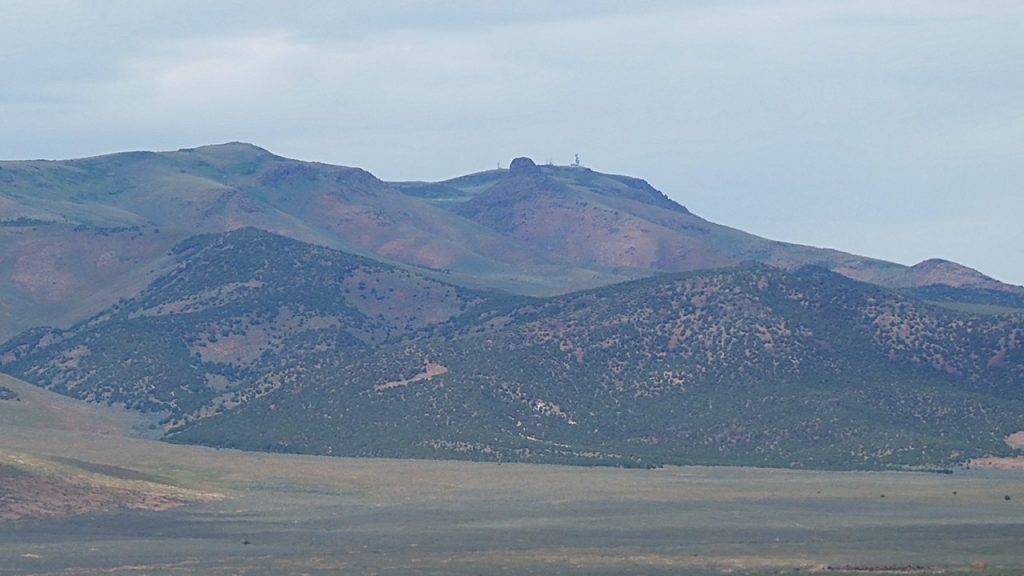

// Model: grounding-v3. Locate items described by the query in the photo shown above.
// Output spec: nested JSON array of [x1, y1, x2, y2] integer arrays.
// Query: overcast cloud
[[2, 1, 1021, 284]]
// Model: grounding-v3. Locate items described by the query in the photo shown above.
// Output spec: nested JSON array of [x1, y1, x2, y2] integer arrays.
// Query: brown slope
[[0, 145, 615, 341], [447, 157, 912, 283], [453, 160, 729, 270], [0, 143, 551, 272], [0, 225, 189, 342], [0, 141, 593, 272], [3, 145, 1020, 344], [0, 373, 218, 521]]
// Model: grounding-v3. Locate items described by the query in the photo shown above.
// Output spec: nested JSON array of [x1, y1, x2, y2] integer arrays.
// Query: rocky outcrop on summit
[[508, 156, 540, 176]]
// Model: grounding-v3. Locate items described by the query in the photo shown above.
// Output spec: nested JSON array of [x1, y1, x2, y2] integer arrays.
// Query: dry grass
[[0, 450, 220, 521], [2, 371, 1023, 575]]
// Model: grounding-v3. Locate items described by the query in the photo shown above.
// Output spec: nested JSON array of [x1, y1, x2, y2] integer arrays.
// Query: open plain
[[2, 373, 1022, 575]]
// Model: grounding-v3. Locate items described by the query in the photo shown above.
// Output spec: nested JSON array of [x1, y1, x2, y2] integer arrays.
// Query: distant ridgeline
[[2, 144, 1023, 469], [3, 143, 1023, 345], [2, 228, 1022, 470]]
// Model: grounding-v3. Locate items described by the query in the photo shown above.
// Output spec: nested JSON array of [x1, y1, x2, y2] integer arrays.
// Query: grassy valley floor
[[1, 373, 1022, 575]]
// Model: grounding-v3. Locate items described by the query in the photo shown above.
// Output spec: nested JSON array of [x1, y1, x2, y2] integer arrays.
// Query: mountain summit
[[895, 258, 1010, 290], [1, 144, 1021, 339], [2, 145, 1023, 470]]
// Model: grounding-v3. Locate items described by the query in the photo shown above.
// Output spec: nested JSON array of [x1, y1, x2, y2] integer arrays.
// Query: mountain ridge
[[2, 144, 1023, 470], [3, 228, 1021, 470], [3, 143, 1021, 344], [2, 142, 1021, 344]]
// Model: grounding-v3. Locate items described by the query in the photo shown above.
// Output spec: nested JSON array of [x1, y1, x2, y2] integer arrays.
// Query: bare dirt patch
[[0, 451, 220, 521], [11, 242, 73, 302], [969, 456, 1024, 470], [374, 362, 448, 391], [1005, 431, 1024, 450]]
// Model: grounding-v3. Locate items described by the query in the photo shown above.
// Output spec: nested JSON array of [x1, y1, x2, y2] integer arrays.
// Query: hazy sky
[[2, 1, 1022, 284]]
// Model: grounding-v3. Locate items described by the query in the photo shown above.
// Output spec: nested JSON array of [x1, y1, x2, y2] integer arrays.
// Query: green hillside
[[172, 262, 1024, 469], [4, 229, 1021, 470], [1, 229, 510, 422]]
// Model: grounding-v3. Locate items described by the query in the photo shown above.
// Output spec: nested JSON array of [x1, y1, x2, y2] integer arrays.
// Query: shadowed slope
[[5, 230, 1021, 470]]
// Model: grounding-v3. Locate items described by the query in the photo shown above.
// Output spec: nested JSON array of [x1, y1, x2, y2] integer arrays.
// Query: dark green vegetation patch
[[4, 229, 1022, 470]]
